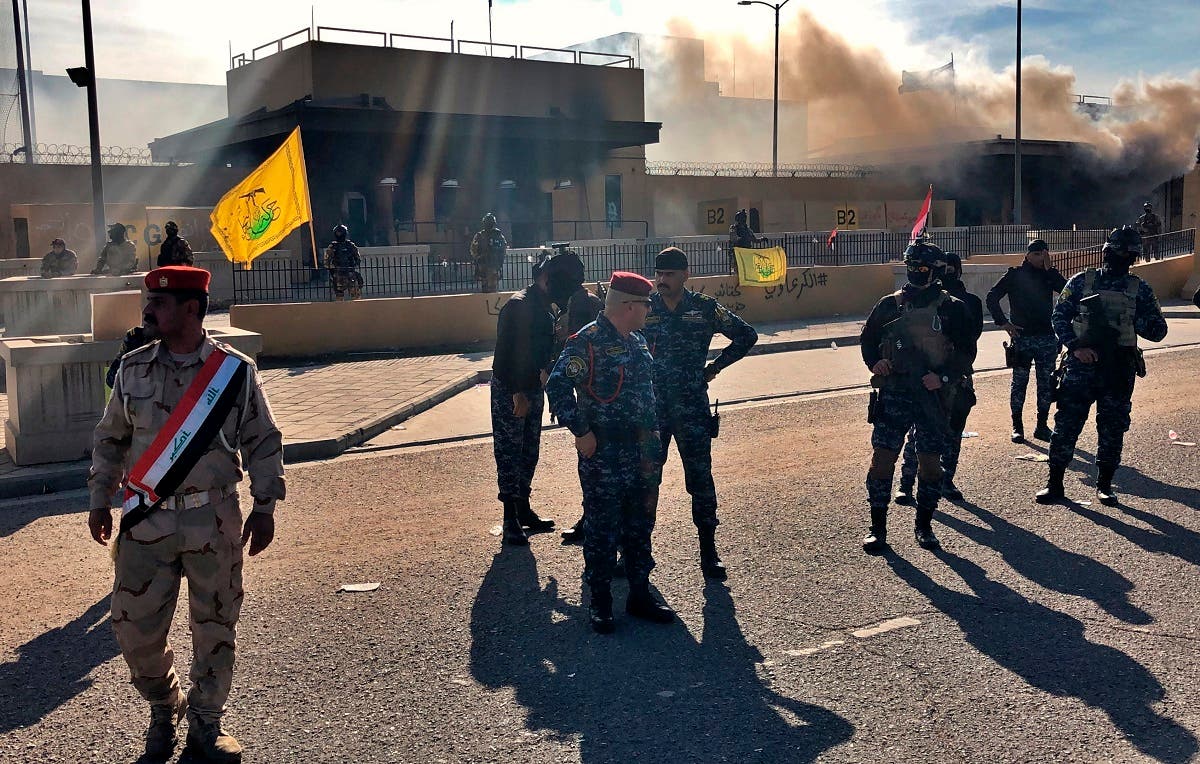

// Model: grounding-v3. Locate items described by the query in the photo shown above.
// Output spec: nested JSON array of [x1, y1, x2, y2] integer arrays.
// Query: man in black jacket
[[986, 239, 1067, 442], [491, 258, 558, 545]]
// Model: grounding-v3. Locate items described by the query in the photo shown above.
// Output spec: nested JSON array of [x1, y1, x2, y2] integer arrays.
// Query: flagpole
[[294, 128, 320, 270]]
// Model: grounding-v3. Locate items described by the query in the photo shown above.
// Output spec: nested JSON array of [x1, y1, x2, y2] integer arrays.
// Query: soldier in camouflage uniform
[[546, 271, 674, 634], [1036, 226, 1168, 506], [727, 209, 766, 273], [324, 224, 363, 300], [896, 252, 983, 503], [491, 255, 558, 545], [859, 241, 977, 553], [40, 237, 78, 277], [91, 223, 139, 275], [1136, 202, 1161, 259], [157, 220, 195, 267], [642, 246, 758, 578], [470, 213, 507, 293], [987, 239, 1068, 442], [88, 266, 285, 762]]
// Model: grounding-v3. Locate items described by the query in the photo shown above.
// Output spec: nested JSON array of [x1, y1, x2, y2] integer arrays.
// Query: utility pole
[[487, 0, 493, 56], [1014, 0, 1023, 226], [10, 0, 34, 162], [738, 0, 791, 177], [69, 0, 107, 253]]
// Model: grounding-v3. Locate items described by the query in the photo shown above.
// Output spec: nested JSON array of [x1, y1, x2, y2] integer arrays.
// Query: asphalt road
[[1, 350, 1198, 763]]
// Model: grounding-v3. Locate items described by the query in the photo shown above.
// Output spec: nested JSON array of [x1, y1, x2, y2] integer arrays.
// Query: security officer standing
[[325, 224, 363, 300], [40, 237, 78, 277], [896, 252, 983, 502], [1036, 226, 1167, 506], [157, 220, 195, 267], [727, 209, 766, 273], [88, 266, 285, 761], [986, 239, 1068, 442], [1136, 202, 1161, 258], [642, 246, 758, 578], [91, 223, 139, 275], [471, 213, 507, 293], [859, 240, 977, 553], [546, 271, 674, 634], [491, 255, 558, 545]]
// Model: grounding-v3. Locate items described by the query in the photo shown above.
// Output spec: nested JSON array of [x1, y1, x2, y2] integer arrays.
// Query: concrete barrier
[[0, 273, 145, 336]]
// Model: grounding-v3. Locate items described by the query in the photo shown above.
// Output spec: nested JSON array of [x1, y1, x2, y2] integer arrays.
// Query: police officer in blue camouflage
[[859, 240, 978, 553], [987, 239, 1068, 442], [491, 255, 558, 545], [896, 252, 983, 503], [1036, 226, 1168, 506], [546, 271, 674, 634], [642, 247, 758, 579]]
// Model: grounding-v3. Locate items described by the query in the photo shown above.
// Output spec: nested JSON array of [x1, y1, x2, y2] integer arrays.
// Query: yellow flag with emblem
[[732, 246, 787, 287], [209, 127, 312, 267]]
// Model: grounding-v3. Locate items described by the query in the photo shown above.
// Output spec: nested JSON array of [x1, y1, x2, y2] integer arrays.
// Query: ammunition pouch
[[708, 411, 721, 439]]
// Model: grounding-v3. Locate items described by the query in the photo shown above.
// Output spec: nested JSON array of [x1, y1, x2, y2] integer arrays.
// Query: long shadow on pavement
[[0, 499, 83, 539], [938, 499, 1151, 624], [0, 597, 119, 734], [469, 548, 853, 762], [888, 550, 1197, 763], [1065, 501, 1200, 568]]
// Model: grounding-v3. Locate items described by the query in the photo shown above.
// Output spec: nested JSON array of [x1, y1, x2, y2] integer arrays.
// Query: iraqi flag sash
[[119, 347, 248, 532]]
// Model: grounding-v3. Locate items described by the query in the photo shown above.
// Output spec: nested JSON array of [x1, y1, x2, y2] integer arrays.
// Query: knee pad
[[917, 452, 944, 483], [867, 448, 900, 479]]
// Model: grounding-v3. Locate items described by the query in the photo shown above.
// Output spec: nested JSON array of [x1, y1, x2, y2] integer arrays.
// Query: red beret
[[146, 266, 210, 294], [608, 271, 653, 298]]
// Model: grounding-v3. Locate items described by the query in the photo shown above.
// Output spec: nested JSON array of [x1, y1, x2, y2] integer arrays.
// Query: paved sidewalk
[[1, 301, 1195, 499]]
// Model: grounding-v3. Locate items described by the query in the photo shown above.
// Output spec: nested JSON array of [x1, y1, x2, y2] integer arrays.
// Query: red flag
[[826, 227, 839, 249], [910, 185, 933, 242]]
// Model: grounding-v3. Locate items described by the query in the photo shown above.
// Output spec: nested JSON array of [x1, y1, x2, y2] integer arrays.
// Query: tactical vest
[[1071, 270, 1138, 348], [329, 241, 358, 269], [883, 292, 953, 373]]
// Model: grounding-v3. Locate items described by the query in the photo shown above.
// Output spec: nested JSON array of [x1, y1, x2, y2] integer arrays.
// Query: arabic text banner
[[210, 128, 312, 267]]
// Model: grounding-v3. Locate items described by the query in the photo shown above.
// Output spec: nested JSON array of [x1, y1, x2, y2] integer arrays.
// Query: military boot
[[1096, 465, 1119, 506], [501, 501, 528, 545], [516, 497, 555, 533], [914, 508, 940, 550], [144, 692, 186, 760], [894, 484, 915, 506], [698, 525, 727, 580], [561, 517, 585, 545], [1011, 414, 1025, 444], [1035, 464, 1066, 504], [940, 479, 963, 501], [185, 717, 243, 763], [862, 507, 888, 554], [626, 583, 675, 623], [589, 588, 615, 634], [1033, 413, 1053, 441]]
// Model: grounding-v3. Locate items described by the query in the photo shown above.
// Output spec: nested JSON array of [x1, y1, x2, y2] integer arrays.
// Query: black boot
[[940, 479, 963, 501], [914, 508, 940, 550], [894, 484, 915, 506], [589, 588, 615, 634], [1011, 414, 1025, 443], [516, 497, 555, 533], [1096, 465, 1118, 506], [501, 500, 528, 545], [1035, 464, 1066, 504], [626, 583, 674, 623], [1033, 413, 1053, 441], [561, 517, 585, 545], [698, 525, 728, 580], [862, 506, 888, 554]]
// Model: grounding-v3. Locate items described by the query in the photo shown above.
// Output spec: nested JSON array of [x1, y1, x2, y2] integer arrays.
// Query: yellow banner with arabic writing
[[209, 128, 312, 267], [732, 245, 787, 287]]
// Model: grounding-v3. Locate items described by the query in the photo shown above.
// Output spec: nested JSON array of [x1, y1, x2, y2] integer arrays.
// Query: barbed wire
[[0, 143, 166, 165], [644, 161, 875, 178]]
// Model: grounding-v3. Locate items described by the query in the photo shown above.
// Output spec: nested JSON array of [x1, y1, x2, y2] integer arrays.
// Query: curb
[[0, 462, 91, 500]]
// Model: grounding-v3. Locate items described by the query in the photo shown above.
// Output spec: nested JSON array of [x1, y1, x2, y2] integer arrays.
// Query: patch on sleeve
[[564, 356, 588, 379]]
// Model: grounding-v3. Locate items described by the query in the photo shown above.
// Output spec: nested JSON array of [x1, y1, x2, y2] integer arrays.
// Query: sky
[[20, 0, 1200, 96]]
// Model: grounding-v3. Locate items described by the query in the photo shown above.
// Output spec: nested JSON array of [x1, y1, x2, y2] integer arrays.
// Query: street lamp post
[[738, 0, 792, 177], [67, 0, 106, 256], [1014, 0, 1023, 226]]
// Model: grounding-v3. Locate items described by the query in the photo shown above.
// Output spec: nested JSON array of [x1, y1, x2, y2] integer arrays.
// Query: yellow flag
[[209, 128, 312, 267], [732, 246, 787, 287]]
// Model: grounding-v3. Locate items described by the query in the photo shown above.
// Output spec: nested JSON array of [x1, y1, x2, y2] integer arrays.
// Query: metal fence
[[1051, 229, 1195, 275]]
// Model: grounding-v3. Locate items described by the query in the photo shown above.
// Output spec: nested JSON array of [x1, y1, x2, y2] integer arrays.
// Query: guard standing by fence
[[986, 239, 1068, 443], [471, 213, 507, 293], [642, 246, 758, 578], [325, 224, 363, 300]]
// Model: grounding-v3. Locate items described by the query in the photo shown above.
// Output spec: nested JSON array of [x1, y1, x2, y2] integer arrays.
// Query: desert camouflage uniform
[[94, 239, 139, 275], [41, 248, 79, 277], [89, 333, 285, 723]]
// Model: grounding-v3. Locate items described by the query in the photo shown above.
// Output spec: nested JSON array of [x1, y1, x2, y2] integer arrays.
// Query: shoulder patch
[[564, 355, 587, 379]]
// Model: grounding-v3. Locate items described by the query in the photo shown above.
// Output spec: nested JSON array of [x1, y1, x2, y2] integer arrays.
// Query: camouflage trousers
[[111, 493, 243, 722], [490, 379, 544, 502], [866, 386, 948, 513], [1048, 363, 1134, 471], [900, 379, 977, 490], [476, 267, 500, 294], [330, 269, 363, 300], [1010, 333, 1059, 418], [580, 439, 660, 592], [656, 391, 718, 528]]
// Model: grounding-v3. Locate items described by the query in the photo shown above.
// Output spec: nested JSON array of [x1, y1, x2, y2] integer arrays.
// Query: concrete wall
[[228, 42, 646, 122], [1131, 253, 1194, 300]]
